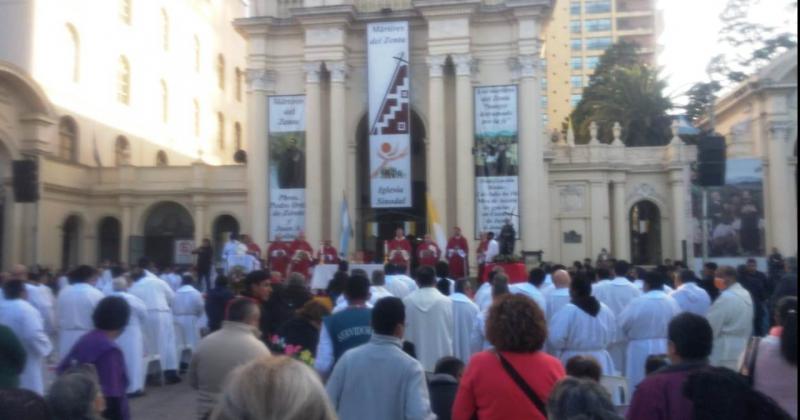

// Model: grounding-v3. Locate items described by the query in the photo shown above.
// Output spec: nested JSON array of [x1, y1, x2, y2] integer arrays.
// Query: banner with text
[[268, 95, 306, 241], [368, 21, 412, 208], [475, 85, 520, 237]]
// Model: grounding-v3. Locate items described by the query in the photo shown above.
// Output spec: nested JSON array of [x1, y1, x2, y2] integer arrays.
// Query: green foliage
[[569, 41, 673, 146], [685, 81, 722, 124]]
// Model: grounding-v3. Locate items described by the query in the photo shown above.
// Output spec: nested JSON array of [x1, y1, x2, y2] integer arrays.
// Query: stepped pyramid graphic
[[371, 53, 409, 136]]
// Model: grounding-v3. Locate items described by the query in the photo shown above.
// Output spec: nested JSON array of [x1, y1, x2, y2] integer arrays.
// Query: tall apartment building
[[542, 0, 661, 134]]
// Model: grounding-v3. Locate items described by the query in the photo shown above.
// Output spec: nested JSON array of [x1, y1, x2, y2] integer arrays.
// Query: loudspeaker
[[12, 159, 40, 203], [697, 134, 727, 187]]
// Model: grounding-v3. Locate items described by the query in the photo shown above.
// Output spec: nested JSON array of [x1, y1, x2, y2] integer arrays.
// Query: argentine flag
[[339, 193, 353, 259]]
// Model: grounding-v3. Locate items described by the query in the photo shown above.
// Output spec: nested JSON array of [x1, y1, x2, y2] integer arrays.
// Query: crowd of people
[[0, 236, 797, 420]]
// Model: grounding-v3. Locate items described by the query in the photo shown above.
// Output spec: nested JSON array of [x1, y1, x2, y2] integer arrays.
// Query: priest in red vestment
[[267, 235, 291, 277], [387, 228, 412, 269], [476, 231, 489, 282], [317, 240, 340, 265], [446, 227, 469, 279], [417, 234, 441, 267], [288, 232, 314, 279]]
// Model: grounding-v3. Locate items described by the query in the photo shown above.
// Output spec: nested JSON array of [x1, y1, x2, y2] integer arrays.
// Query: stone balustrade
[[272, 0, 515, 18]]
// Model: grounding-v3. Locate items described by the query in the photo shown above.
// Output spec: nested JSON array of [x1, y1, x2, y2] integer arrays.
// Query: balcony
[[272, 0, 513, 18], [615, 0, 655, 14]]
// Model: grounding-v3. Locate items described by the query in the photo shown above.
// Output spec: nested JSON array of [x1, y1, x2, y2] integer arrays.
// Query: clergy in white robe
[[450, 280, 479, 362], [592, 261, 642, 375], [367, 270, 395, 306], [129, 268, 180, 378], [470, 277, 512, 354], [618, 272, 682, 389], [56, 268, 105, 357], [95, 268, 114, 294], [547, 275, 617, 376], [474, 281, 493, 312], [173, 278, 205, 353], [111, 277, 149, 394], [402, 267, 453, 372], [546, 270, 572, 322], [669, 271, 711, 316], [25, 282, 56, 335], [0, 281, 53, 394], [509, 269, 547, 317], [706, 266, 754, 370]]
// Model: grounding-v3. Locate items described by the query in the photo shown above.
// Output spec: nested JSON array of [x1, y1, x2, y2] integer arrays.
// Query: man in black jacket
[[429, 357, 465, 420]]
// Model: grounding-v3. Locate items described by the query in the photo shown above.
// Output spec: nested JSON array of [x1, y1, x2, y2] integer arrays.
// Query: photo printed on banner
[[475, 85, 520, 239], [269, 95, 306, 240], [368, 21, 412, 208]]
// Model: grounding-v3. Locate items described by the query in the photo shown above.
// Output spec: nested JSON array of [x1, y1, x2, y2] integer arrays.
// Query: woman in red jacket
[[452, 294, 565, 420]]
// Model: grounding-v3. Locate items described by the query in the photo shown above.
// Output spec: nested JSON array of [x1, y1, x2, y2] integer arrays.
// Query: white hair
[[210, 356, 336, 420]]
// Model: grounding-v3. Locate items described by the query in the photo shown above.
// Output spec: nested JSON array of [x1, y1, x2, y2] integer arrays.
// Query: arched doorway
[[630, 201, 662, 265], [97, 217, 121, 264], [61, 215, 82, 270], [212, 215, 240, 262], [356, 110, 427, 263], [143, 202, 194, 269]]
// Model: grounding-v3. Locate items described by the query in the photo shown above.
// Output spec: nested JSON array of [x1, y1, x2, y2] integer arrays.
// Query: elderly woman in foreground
[[210, 356, 335, 420], [452, 294, 566, 420]]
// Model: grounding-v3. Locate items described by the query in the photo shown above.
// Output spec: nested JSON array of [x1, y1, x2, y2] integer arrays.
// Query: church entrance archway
[[97, 217, 121, 264], [143, 202, 194, 269], [356, 110, 427, 263], [61, 215, 82, 270], [630, 200, 662, 265], [212, 215, 240, 263]]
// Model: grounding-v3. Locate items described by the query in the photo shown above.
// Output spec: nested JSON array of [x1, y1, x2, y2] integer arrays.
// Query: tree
[[569, 42, 673, 146], [685, 81, 722, 124]]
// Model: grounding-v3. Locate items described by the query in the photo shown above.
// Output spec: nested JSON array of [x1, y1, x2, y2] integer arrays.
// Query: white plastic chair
[[601, 375, 629, 406]]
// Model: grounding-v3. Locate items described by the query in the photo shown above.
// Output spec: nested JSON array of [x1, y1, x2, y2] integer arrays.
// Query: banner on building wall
[[475, 85, 520, 238], [691, 158, 765, 257], [174, 239, 195, 265], [268, 95, 306, 241], [367, 21, 412, 208]]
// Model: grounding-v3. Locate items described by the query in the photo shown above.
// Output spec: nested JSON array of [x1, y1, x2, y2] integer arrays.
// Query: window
[[570, 2, 581, 15], [160, 80, 168, 123], [571, 39, 583, 51], [570, 57, 583, 70], [586, 37, 613, 50], [120, 0, 132, 24], [585, 19, 612, 32], [156, 150, 169, 167], [58, 116, 78, 162], [66, 24, 80, 82], [117, 56, 130, 104], [216, 54, 225, 90], [570, 20, 582, 34], [571, 75, 584, 88], [234, 122, 242, 150], [217, 113, 225, 150], [115, 136, 130, 166], [193, 99, 200, 137], [161, 9, 169, 50], [235, 67, 242, 102], [586, 56, 601, 69], [193, 35, 200, 72], [571, 94, 583, 106], [585, 0, 612, 14]]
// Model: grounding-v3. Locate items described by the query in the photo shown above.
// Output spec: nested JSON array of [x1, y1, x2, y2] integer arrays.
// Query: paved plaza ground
[[130, 380, 196, 420]]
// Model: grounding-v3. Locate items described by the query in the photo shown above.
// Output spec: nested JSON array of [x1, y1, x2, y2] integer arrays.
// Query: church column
[[329, 62, 348, 245], [427, 55, 448, 230], [590, 180, 611, 258], [304, 62, 323, 246], [767, 122, 796, 255], [518, 55, 550, 255], [453, 54, 476, 245], [246, 69, 274, 247], [120, 202, 132, 263], [669, 171, 687, 261], [611, 179, 630, 261], [193, 198, 206, 246]]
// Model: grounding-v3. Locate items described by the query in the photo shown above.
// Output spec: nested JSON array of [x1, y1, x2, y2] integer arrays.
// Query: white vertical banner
[[368, 21, 411, 208], [474, 85, 520, 237], [268, 95, 306, 240]]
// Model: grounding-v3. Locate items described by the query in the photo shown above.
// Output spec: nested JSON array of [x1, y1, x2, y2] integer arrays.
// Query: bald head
[[553, 270, 571, 288], [11, 264, 28, 280], [112, 277, 129, 292]]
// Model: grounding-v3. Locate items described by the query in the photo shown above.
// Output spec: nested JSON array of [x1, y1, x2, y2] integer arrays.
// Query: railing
[[274, 0, 510, 18]]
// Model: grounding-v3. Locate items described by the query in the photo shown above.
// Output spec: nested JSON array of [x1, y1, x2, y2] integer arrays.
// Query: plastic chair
[[601, 375, 629, 406]]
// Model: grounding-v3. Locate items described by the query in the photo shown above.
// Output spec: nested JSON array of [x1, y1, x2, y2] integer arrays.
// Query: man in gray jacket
[[326, 297, 434, 420]]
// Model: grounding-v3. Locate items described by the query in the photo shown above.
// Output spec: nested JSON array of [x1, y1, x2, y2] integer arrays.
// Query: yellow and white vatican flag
[[426, 192, 447, 252]]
